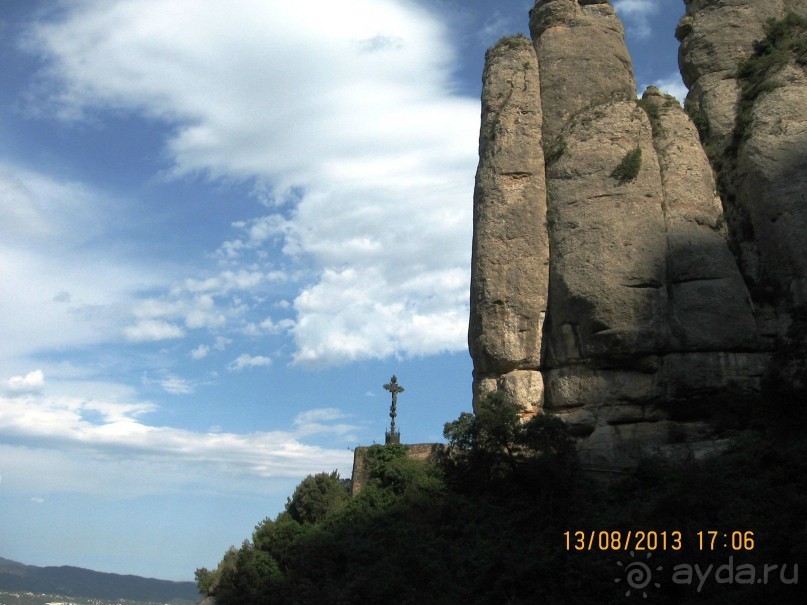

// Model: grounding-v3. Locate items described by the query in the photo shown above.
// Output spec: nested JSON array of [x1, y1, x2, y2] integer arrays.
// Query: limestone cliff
[[469, 0, 806, 466]]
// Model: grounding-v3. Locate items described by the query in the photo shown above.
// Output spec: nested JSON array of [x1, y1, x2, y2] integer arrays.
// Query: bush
[[733, 13, 807, 149], [285, 471, 350, 524], [610, 146, 642, 183]]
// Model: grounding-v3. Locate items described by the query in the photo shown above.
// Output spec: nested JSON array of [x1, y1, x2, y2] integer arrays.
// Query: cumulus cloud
[[123, 319, 185, 342], [7, 370, 45, 393], [0, 394, 355, 497], [25, 0, 478, 367], [613, 0, 659, 40], [227, 353, 273, 372]]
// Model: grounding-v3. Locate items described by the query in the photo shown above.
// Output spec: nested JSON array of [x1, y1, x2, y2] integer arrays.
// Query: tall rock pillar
[[469, 36, 549, 415], [531, 0, 668, 426]]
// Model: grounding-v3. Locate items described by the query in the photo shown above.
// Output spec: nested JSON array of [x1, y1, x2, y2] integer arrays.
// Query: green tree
[[285, 470, 350, 524], [196, 546, 238, 601], [443, 391, 577, 494], [193, 567, 216, 597]]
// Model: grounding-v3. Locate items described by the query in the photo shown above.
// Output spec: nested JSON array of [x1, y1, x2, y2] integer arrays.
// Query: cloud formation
[[25, 0, 478, 367], [0, 163, 168, 368], [613, 0, 659, 39], [0, 394, 356, 498], [7, 370, 45, 393], [228, 353, 273, 372]]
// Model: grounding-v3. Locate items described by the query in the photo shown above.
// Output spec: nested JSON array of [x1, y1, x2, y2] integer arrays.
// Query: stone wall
[[350, 443, 444, 496]]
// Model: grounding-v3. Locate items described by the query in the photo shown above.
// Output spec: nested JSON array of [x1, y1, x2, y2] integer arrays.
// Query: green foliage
[[360, 443, 445, 498], [195, 547, 237, 601], [202, 388, 807, 605], [685, 96, 710, 142], [193, 568, 215, 597], [610, 145, 642, 183], [285, 470, 350, 524], [442, 391, 578, 500], [733, 13, 807, 150], [444, 390, 521, 454]]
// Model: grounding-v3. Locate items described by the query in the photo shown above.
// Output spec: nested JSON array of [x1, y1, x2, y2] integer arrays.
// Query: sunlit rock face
[[468, 0, 807, 466], [469, 35, 548, 418]]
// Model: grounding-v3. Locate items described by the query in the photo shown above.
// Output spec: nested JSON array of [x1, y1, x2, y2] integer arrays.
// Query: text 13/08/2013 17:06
[[564, 530, 756, 552]]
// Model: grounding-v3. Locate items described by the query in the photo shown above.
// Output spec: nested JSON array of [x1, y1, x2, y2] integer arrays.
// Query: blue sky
[[0, 0, 686, 582]]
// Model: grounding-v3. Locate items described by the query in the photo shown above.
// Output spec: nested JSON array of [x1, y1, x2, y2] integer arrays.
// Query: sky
[[0, 0, 688, 583]]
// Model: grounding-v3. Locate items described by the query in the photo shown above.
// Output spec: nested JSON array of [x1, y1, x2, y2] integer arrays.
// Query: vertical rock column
[[469, 36, 549, 415], [530, 0, 636, 141], [531, 0, 669, 424]]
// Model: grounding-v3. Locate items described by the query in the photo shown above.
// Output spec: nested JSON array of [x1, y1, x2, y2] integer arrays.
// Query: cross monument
[[383, 375, 404, 444]]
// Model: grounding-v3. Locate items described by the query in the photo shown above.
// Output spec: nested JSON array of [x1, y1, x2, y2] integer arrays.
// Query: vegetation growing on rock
[[732, 13, 807, 153], [610, 145, 642, 183]]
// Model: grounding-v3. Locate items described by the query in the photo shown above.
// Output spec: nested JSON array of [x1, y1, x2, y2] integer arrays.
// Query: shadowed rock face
[[678, 0, 807, 375], [676, 0, 807, 389], [468, 0, 807, 465]]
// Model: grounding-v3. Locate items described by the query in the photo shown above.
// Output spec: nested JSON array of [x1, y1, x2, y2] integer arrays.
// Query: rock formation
[[469, 0, 807, 466], [679, 0, 807, 350], [469, 36, 548, 417]]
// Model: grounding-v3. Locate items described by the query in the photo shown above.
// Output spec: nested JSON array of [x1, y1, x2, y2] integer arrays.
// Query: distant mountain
[[0, 557, 198, 603]]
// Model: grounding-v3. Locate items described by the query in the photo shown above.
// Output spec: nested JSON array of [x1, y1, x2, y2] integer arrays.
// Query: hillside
[[0, 558, 197, 604]]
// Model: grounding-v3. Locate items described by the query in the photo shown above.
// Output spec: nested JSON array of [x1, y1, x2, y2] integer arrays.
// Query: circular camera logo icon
[[615, 551, 663, 598]]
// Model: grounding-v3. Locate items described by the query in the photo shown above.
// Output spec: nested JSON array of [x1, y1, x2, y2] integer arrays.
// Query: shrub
[[610, 146, 642, 183], [285, 471, 350, 524]]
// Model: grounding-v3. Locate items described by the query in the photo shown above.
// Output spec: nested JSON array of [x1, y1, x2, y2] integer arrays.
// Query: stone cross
[[383, 375, 404, 444]]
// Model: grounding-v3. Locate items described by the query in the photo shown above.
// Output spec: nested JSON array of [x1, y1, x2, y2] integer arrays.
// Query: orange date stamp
[[564, 530, 756, 552]]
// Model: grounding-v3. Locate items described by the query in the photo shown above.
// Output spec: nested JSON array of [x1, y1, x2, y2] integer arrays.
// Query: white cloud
[[0, 395, 355, 498], [227, 353, 272, 372], [7, 370, 45, 393], [25, 0, 478, 367], [190, 344, 210, 360], [293, 408, 358, 438], [0, 164, 169, 367], [292, 266, 468, 367], [613, 0, 659, 40], [123, 319, 185, 342], [157, 374, 195, 395]]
